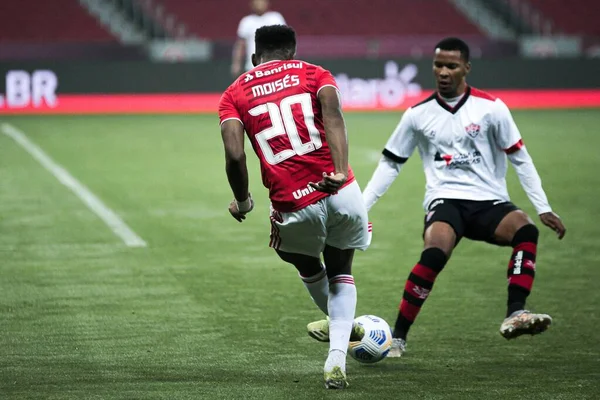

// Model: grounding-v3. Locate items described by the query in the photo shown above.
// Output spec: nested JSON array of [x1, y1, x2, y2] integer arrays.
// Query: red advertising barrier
[[1, 90, 599, 115]]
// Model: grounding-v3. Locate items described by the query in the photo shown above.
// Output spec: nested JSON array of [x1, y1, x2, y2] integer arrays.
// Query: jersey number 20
[[249, 93, 322, 165]]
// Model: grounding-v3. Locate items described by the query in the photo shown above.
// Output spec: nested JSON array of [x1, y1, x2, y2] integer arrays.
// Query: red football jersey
[[219, 60, 355, 212]]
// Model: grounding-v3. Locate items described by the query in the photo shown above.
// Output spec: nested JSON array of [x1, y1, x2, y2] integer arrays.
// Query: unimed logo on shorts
[[0, 70, 58, 109]]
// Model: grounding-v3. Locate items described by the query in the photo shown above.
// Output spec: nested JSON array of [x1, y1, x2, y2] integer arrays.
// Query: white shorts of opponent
[[268, 180, 371, 258]]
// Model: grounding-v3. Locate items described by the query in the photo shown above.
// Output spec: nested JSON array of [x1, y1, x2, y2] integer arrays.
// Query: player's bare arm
[[231, 38, 246, 77], [309, 86, 348, 193], [221, 119, 253, 222]]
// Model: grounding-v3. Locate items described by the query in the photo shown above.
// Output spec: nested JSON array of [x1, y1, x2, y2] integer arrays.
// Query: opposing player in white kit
[[362, 37, 566, 357]]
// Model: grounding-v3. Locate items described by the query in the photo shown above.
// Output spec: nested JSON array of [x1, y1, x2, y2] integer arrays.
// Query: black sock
[[394, 316, 411, 341], [394, 247, 448, 340]]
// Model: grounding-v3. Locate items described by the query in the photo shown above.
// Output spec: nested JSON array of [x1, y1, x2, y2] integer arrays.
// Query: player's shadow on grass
[[349, 360, 412, 372], [125, 359, 417, 386]]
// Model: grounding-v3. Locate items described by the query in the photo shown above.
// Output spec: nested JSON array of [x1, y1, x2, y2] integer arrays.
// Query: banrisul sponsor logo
[[244, 62, 303, 83], [255, 62, 303, 77]]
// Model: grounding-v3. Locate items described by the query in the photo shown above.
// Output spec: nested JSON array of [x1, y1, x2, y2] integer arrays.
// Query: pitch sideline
[[1, 123, 147, 248]]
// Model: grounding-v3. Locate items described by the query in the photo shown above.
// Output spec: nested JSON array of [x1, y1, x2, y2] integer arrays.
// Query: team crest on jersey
[[465, 123, 481, 138]]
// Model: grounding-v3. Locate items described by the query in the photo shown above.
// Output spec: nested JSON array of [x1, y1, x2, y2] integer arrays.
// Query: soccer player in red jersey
[[218, 25, 370, 389]]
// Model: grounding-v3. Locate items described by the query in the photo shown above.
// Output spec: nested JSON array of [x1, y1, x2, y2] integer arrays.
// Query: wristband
[[236, 194, 252, 213]]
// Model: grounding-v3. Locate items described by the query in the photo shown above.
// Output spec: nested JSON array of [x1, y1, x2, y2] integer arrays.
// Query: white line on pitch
[[1, 123, 147, 248]]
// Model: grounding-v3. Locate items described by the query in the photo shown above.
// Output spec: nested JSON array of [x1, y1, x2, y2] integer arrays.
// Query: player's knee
[[275, 249, 296, 264], [276, 250, 323, 276], [424, 222, 456, 256], [424, 238, 454, 258], [419, 247, 449, 271], [511, 224, 539, 246]]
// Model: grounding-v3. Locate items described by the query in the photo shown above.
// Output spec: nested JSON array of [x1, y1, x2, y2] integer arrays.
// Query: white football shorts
[[268, 180, 371, 257]]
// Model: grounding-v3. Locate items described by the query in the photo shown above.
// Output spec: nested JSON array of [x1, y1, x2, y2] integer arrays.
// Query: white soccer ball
[[348, 315, 393, 363]]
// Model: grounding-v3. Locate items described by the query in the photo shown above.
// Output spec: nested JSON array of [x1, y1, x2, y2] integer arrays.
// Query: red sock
[[394, 248, 447, 339], [507, 225, 538, 317]]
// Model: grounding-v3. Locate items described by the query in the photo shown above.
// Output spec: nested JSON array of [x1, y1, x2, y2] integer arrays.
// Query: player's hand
[[228, 194, 254, 222], [540, 212, 566, 239], [309, 172, 347, 194]]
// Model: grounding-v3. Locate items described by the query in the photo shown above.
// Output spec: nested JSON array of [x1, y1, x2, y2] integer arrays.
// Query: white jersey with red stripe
[[383, 86, 525, 210]]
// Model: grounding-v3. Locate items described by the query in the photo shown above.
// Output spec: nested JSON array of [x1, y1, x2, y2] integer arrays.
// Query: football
[[348, 315, 393, 363]]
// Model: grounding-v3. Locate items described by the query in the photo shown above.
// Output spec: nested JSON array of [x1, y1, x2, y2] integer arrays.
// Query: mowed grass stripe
[[0, 110, 598, 399], [1, 122, 147, 248]]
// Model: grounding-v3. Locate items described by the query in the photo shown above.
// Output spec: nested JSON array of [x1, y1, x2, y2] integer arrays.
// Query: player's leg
[[390, 199, 464, 357], [321, 245, 357, 389], [493, 209, 537, 314], [319, 180, 369, 388], [274, 246, 357, 389], [269, 205, 332, 316], [389, 222, 455, 355], [269, 209, 352, 388], [269, 199, 363, 341], [492, 209, 552, 339], [275, 249, 329, 315], [276, 246, 364, 340]]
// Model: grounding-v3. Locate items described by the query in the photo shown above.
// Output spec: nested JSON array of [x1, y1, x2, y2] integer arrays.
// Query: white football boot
[[500, 310, 552, 340], [323, 350, 348, 389], [387, 338, 407, 358]]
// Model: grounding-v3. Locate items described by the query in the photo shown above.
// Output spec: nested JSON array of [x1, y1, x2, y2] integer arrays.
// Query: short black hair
[[434, 37, 470, 62], [254, 24, 296, 60]]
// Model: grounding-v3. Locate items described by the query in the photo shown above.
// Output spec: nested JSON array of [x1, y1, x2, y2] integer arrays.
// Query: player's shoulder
[[225, 77, 241, 93], [295, 60, 334, 83], [402, 92, 437, 120], [221, 78, 243, 102], [468, 87, 512, 116], [410, 92, 437, 110], [265, 10, 285, 19], [300, 60, 328, 73], [469, 86, 498, 102], [238, 14, 254, 27]]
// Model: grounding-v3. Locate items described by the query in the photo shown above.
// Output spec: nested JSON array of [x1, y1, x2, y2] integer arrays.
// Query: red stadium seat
[[0, 0, 115, 42], [158, 0, 482, 39], [526, 0, 600, 36]]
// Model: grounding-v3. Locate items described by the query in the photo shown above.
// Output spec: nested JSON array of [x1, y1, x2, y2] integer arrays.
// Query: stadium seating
[[0, 0, 115, 42], [158, 0, 482, 39], [526, 0, 600, 35]]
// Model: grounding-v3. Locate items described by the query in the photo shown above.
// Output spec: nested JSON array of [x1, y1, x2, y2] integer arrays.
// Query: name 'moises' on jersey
[[383, 86, 524, 210], [219, 60, 355, 213]]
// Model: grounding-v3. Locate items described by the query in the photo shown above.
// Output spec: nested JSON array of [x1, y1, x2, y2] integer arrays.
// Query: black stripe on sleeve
[[382, 148, 408, 164]]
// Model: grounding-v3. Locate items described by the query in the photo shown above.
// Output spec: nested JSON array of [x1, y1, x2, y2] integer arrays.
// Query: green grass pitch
[[1, 110, 599, 399]]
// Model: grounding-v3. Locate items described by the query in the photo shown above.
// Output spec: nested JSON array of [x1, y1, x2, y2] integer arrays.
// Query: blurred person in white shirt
[[231, 0, 286, 77]]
